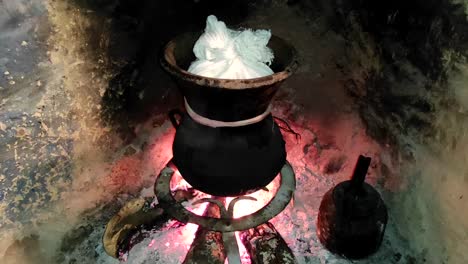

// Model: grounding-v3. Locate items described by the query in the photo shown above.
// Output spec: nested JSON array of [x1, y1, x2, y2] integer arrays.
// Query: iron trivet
[[103, 159, 297, 263], [155, 159, 295, 232], [155, 159, 296, 263]]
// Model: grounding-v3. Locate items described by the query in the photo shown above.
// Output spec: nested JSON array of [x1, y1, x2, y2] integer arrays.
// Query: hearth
[[103, 30, 299, 263]]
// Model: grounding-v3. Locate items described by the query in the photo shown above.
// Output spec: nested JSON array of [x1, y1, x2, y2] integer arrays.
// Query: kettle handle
[[168, 109, 183, 129], [350, 155, 372, 191]]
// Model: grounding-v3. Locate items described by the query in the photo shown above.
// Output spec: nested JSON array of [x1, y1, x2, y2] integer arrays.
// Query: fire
[[223, 176, 281, 264], [225, 176, 280, 218], [170, 169, 192, 191], [180, 202, 210, 246], [169, 169, 211, 246], [143, 198, 210, 263], [160, 166, 282, 264]]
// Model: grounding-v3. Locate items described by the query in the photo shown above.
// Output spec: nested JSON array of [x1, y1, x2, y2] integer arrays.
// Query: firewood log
[[183, 198, 226, 264], [239, 222, 297, 264]]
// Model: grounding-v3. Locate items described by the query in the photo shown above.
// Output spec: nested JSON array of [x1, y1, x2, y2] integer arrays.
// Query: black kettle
[[317, 155, 388, 259]]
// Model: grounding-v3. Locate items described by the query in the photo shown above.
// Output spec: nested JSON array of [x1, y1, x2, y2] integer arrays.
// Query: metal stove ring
[[154, 159, 296, 232]]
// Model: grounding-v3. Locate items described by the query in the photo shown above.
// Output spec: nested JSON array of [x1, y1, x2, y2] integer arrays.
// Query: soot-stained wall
[[74, 0, 468, 262], [316, 0, 468, 262]]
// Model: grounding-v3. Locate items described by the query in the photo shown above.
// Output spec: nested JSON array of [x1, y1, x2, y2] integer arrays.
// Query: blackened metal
[[222, 197, 257, 264], [154, 160, 296, 232], [350, 155, 372, 192], [182, 198, 226, 264], [168, 109, 183, 129], [222, 231, 241, 264], [239, 222, 298, 264], [172, 113, 286, 196], [317, 156, 388, 259]]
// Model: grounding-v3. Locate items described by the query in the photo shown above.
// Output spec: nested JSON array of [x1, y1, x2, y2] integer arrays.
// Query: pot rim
[[161, 32, 299, 90]]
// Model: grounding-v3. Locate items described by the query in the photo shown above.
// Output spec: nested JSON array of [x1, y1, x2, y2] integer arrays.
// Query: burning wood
[[239, 222, 297, 264], [182, 198, 226, 264]]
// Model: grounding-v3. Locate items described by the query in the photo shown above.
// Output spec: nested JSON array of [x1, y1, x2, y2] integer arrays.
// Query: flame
[[170, 169, 192, 191], [151, 152, 281, 264], [223, 175, 281, 264], [181, 199, 210, 245], [226, 176, 281, 218], [143, 199, 210, 263], [167, 175, 280, 264]]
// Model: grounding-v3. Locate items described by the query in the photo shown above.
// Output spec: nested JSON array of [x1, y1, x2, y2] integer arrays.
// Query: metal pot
[[161, 31, 297, 196]]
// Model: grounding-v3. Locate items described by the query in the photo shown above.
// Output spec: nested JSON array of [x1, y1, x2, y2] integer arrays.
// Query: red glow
[[103, 155, 144, 194], [170, 169, 192, 191], [146, 132, 283, 263], [225, 176, 280, 218], [162, 170, 280, 264], [222, 176, 280, 264], [136, 103, 386, 262]]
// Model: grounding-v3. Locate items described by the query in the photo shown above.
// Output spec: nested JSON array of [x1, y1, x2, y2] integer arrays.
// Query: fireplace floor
[[2, 0, 457, 263]]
